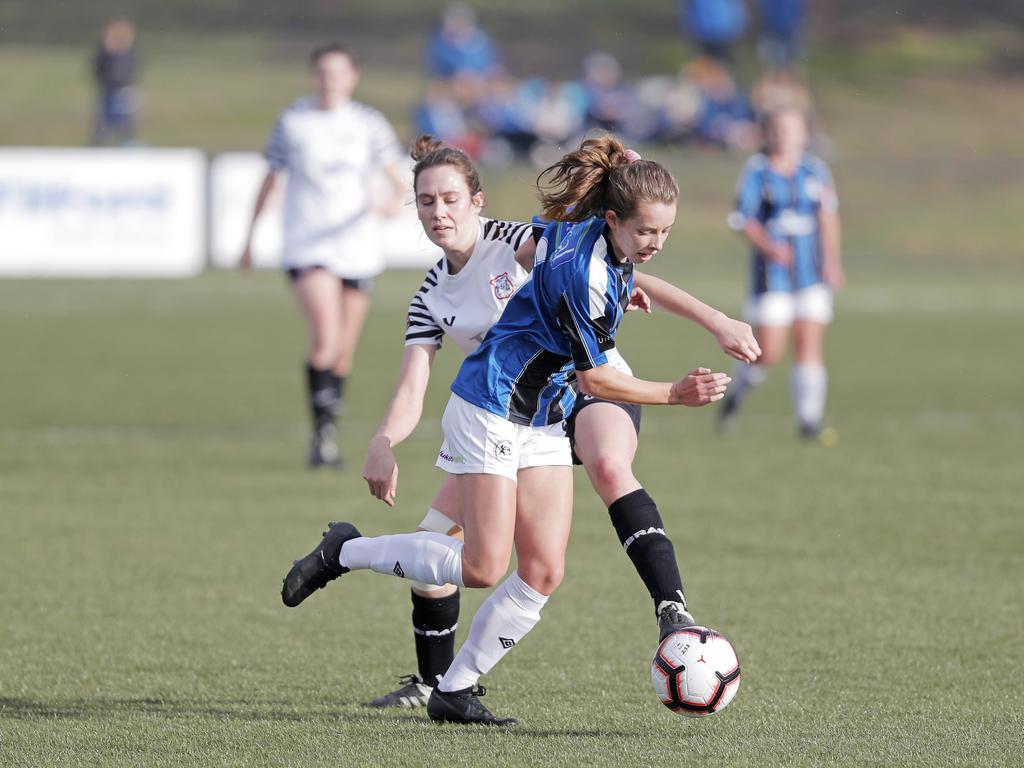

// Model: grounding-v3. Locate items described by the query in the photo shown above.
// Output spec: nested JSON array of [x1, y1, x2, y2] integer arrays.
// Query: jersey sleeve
[[554, 252, 614, 371], [367, 109, 402, 166], [482, 219, 533, 250], [727, 156, 765, 231], [808, 156, 839, 213], [404, 260, 445, 348], [263, 112, 288, 171]]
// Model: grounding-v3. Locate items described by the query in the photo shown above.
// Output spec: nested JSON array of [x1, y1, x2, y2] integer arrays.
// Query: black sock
[[305, 364, 341, 430], [411, 589, 460, 684], [607, 489, 686, 612]]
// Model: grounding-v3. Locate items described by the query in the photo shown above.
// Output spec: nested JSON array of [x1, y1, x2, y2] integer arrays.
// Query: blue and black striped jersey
[[729, 152, 837, 294], [451, 216, 634, 427]]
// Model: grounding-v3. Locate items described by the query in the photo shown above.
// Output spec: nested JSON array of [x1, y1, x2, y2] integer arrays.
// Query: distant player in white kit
[[241, 42, 407, 467]]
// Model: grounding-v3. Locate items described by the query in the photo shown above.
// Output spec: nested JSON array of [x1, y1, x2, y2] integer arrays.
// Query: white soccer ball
[[651, 626, 741, 717]]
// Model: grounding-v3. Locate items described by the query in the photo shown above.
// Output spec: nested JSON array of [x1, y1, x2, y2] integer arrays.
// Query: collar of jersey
[[602, 231, 634, 277]]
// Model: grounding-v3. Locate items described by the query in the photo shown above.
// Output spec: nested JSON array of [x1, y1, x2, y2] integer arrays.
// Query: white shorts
[[744, 284, 834, 327], [435, 394, 572, 481]]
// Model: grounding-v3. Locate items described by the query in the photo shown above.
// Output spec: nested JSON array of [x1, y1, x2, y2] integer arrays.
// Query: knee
[[517, 561, 564, 597], [588, 455, 635, 500], [460, 557, 509, 589], [309, 336, 340, 370]]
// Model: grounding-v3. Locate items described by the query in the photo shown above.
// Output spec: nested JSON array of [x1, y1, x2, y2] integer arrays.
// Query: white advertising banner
[[0, 148, 206, 277], [209, 152, 441, 271]]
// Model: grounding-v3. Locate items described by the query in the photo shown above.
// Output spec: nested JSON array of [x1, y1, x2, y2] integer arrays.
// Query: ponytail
[[537, 134, 678, 221]]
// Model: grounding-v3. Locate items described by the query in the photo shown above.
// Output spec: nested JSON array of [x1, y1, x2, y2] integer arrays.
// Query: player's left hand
[[823, 261, 846, 292], [710, 314, 761, 363], [670, 368, 731, 407], [362, 436, 399, 507], [627, 287, 652, 314]]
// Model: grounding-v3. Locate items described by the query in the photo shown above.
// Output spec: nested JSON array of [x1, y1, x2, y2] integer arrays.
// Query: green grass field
[[1, 252, 1022, 767], [3, 26, 1024, 767]]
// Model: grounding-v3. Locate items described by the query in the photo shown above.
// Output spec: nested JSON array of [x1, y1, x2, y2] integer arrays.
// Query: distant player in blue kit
[[281, 135, 743, 726], [720, 105, 845, 438]]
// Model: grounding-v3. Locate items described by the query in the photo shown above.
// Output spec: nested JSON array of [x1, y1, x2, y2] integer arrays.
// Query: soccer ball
[[651, 626, 741, 717]]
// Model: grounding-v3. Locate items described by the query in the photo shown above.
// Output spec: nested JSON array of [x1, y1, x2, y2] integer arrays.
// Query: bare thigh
[[755, 324, 790, 367], [792, 320, 827, 365], [572, 403, 641, 507], [336, 284, 372, 377], [513, 465, 573, 596], [292, 269, 342, 370], [455, 473, 518, 588]]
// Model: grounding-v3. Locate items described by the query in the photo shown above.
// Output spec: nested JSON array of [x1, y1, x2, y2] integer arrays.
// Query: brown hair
[[410, 135, 483, 197], [310, 42, 356, 68], [537, 134, 678, 222]]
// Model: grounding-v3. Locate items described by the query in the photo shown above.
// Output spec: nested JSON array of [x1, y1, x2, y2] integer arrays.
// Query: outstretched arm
[[362, 343, 437, 507], [633, 272, 761, 363], [576, 363, 730, 406]]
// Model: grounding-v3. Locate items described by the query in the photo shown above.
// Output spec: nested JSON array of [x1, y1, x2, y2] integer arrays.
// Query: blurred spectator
[[757, 0, 807, 73], [687, 58, 758, 151], [426, 5, 500, 80], [579, 53, 658, 142], [679, 0, 749, 65], [91, 19, 139, 146]]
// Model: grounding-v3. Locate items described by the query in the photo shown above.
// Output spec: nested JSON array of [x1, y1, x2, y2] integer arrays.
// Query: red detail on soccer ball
[[651, 626, 741, 717]]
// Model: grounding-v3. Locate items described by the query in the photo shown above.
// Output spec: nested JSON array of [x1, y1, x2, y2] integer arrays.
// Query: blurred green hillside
[[1, 2, 1021, 277]]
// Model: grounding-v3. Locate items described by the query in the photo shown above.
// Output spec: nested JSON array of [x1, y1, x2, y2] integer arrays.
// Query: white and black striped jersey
[[264, 96, 402, 277], [404, 217, 533, 355]]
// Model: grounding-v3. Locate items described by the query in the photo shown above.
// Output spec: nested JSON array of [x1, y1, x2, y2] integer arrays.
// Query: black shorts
[[285, 265, 375, 293], [565, 395, 642, 466]]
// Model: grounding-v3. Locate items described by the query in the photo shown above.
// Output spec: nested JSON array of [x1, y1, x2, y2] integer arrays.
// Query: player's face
[[605, 200, 677, 265], [415, 165, 484, 253], [769, 110, 808, 157], [313, 53, 359, 105]]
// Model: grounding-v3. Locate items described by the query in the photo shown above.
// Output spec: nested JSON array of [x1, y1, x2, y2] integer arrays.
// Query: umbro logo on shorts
[[393, 561, 405, 578], [499, 636, 516, 649]]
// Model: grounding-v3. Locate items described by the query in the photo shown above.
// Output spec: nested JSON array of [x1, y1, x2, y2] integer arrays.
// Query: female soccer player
[[720, 105, 844, 438], [282, 135, 750, 725], [240, 43, 407, 467], [359, 137, 759, 710]]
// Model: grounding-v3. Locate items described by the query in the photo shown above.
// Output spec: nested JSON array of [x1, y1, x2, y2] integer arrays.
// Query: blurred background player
[[360, 137, 758, 709], [720, 105, 844, 439], [240, 43, 407, 467], [91, 19, 139, 146]]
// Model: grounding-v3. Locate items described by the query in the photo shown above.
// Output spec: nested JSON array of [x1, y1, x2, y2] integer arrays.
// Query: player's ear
[[472, 191, 486, 211], [604, 209, 620, 230]]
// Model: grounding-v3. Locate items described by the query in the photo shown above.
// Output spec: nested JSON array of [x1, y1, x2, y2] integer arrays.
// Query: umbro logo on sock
[[393, 561, 405, 578], [499, 636, 516, 649]]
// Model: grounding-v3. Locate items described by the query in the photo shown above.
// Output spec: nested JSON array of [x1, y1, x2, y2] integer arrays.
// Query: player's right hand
[[362, 437, 398, 506], [765, 241, 793, 266], [670, 368, 730, 407]]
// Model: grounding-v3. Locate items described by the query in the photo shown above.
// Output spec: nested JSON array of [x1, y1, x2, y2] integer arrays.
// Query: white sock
[[437, 572, 548, 692], [791, 363, 828, 427], [339, 532, 464, 588]]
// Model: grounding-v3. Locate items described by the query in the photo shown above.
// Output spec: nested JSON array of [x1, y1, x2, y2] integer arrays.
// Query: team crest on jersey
[[490, 272, 515, 300]]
